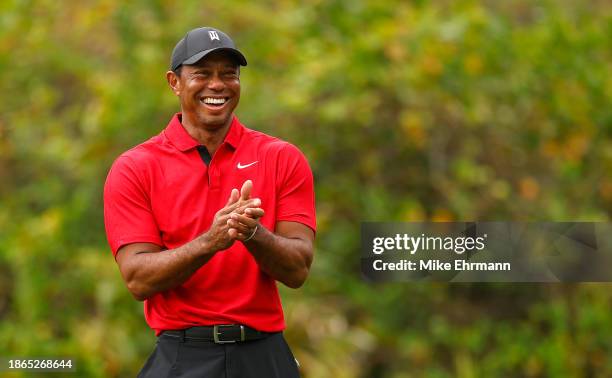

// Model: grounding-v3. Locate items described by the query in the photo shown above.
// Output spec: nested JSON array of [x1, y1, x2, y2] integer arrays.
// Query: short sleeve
[[275, 144, 316, 232], [103, 155, 163, 257]]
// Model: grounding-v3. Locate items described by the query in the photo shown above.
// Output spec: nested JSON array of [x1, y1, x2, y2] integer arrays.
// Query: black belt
[[162, 325, 275, 344]]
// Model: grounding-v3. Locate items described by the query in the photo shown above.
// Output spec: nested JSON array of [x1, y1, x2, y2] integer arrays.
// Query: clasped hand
[[207, 180, 263, 252]]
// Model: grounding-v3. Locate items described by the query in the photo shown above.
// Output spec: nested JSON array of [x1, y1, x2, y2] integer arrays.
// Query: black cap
[[170, 27, 247, 71]]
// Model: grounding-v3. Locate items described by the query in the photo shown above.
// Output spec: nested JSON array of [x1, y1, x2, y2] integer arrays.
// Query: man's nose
[[207, 73, 225, 91]]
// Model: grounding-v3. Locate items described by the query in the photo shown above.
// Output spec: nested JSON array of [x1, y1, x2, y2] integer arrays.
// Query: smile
[[201, 97, 228, 106]]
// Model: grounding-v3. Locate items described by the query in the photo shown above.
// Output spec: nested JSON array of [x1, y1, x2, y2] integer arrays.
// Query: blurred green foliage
[[0, 0, 611, 377]]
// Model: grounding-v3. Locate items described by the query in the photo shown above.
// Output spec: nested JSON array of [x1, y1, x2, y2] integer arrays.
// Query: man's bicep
[[104, 156, 163, 255], [275, 221, 315, 271], [275, 144, 317, 232], [275, 221, 314, 243], [116, 242, 163, 276]]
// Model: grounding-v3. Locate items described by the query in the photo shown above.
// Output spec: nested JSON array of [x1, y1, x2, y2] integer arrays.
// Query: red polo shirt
[[103, 113, 316, 334]]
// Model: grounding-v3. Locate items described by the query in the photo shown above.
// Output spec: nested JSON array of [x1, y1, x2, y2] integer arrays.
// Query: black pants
[[138, 332, 300, 377]]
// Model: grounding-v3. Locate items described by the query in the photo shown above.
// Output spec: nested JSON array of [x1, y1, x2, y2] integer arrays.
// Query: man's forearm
[[244, 225, 313, 288], [118, 193, 262, 301], [122, 235, 217, 301]]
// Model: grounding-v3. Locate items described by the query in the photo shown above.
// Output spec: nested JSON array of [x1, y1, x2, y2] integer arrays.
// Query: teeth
[[203, 98, 226, 105]]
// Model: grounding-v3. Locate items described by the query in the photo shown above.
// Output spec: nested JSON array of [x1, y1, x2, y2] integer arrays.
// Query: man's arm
[[115, 189, 263, 301], [229, 212, 314, 289], [226, 179, 315, 288], [248, 221, 314, 289], [116, 241, 208, 301]]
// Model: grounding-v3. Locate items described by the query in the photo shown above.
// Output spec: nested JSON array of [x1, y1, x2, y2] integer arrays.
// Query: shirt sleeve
[[103, 155, 163, 257], [275, 143, 316, 232]]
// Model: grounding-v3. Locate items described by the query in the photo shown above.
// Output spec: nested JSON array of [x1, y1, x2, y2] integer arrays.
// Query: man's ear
[[166, 70, 181, 96]]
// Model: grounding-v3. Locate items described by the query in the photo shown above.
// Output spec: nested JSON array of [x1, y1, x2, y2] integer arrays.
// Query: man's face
[[169, 51, 241, 130]]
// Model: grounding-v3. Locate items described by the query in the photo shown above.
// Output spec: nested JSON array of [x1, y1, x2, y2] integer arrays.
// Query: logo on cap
[[208, 31, 220, 41]]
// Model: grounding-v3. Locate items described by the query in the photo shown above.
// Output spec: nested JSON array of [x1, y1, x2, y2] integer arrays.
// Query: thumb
[[240, 180, 253, 201], [226, 188, 239, 206]]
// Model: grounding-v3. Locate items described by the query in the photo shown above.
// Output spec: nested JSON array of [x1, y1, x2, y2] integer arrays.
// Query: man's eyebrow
[[218, 63, 239, 69]]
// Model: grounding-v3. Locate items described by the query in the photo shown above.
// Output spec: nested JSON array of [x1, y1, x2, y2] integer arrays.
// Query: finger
[[228, 227, 252, 241], [230, 230, 250, 241], [244, 208, 265, 219], [235, 198, 261, 214], [228, 228, 239, 239], [227, 218, 253, 234], [230, 213, 259, 227], [224, 188, 239, 208], [221, 195, 258, 215], [240, 180, 252, 201], [235, 232, 249, 241]]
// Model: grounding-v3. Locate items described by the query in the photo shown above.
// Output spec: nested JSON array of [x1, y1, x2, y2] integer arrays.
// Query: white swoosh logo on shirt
[[237, 161, 258, 169]]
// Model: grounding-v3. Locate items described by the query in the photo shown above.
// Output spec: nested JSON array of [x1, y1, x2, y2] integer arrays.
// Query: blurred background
[[1, 0, 611, 376]]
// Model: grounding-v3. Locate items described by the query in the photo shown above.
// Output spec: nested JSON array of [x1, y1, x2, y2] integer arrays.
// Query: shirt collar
[[223, 116, 243, 150], [164, 113, 243, 152]]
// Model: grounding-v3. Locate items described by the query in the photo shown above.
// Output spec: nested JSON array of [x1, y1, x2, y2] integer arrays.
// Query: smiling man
[[103, 27, 316, 377]]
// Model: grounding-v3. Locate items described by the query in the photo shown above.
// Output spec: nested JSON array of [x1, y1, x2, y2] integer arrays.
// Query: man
[[103, 26, 316, 377]]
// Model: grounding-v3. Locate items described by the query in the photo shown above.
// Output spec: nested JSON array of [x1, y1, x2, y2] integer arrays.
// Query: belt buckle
[[213, 324, 245, 344]]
